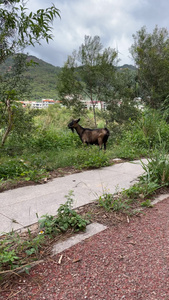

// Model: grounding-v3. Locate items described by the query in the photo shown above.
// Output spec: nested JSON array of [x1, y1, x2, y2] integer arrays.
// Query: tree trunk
[[1, 100, 13, 147], [92, 104, 97, 127]]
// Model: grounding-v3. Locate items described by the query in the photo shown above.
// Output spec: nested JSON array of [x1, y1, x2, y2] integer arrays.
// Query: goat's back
[[82, 127, 109, 144]]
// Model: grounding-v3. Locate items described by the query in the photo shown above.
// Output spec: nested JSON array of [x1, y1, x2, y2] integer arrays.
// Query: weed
[[39, 191, 89, 234], [38, 214, 60, 236], [122, 181, 160, 201], [140, 145, 169, 186], [141, 199, 153, 208], [0, 191, 89, 274], [0, 249, 19, 269], [0, 230, 44, 272], [0, 158, 47, 182], [0, 233, 20, 270], [98, 193, 130, 212], [80, 148, 109, 168], [98, 193, 113, 211]]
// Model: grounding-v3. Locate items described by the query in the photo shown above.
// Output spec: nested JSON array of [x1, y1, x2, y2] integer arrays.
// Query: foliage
[[1, 106, 169, 188], [31, 127, 81, 151], [0, 230, 44, 271], [39, 191, 89, 234], [106, 68, 139, 124], [98, 193, 130, 212], [0, 192, 88, 273], [114, 108, 169, 159], [0, 0, 60, 146], [57, 35, 118, 125], [123, 181, 160, 200], [140, 147, 169, 187], [75, 147, 110, 169], [98, 146, 169, 214], [0, 0, 60, 62], [130, 25, 169, 108], [0, 54, 37, 146], [0, 55, 61, 100], [141, 199, 153, 208], [117, 143, 169, 211], [0, 157, 47, 181]]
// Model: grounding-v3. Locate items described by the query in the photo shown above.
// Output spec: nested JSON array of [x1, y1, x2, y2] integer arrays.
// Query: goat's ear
[[77, 118, 80, 123]]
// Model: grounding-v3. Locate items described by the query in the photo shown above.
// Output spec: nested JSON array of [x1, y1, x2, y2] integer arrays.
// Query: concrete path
[[0, 159, 147, 234]]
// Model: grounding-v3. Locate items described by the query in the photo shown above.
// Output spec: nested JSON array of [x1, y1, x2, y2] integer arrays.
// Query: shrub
[[31, 129, 81, 151], [39, 191, 89, 235], [78, 147, 109, 168], [114, 108, 169, 159], [140, 147, 169, 186], [98, 193, 130, 212]]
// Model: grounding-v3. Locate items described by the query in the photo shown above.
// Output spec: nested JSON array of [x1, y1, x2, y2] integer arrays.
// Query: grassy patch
[[0, 192, 89, 276]]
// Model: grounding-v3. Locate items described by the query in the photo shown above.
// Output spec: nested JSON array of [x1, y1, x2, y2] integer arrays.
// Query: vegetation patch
[[0, 192, 89, 277], [2, 147, 168, 278]]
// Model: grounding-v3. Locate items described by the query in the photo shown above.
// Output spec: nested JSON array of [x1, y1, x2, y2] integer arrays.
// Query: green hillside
[[24, 56, 61, 100], [117, 64, 136, 70], [0, 55, 61, 101], [0, 55, 136, 101]]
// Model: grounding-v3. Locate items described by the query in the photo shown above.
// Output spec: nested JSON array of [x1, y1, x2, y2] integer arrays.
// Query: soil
[[1, 163, 169, 299], [1, 196, 169, 299], [0, 185, 169, 296]]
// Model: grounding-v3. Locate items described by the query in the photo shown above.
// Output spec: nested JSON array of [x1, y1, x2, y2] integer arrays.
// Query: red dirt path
[[1, 198, 169, 300]]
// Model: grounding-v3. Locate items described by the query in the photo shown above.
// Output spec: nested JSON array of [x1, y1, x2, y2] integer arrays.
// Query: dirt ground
[[1, 196, 169, 299], [0, 184, 167, 296], [1, 164, 169, 299]]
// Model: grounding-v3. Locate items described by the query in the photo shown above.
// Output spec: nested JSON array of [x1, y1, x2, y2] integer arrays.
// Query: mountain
[[117, 64, 137, 71], [0, 55, 61, 100], [0, 55, 136, 100], [24, 56, 61, 100]]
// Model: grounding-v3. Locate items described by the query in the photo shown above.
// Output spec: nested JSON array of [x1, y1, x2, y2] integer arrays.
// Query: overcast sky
[[26, 0, 169, 67]]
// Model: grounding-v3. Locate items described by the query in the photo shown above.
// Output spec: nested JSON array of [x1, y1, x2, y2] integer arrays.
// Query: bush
[[140, 146, 169, 186], [76, 147, 109, 168], [0, 157, 47, 181], [39, 191, 89, 234], [31, 129, 81, 151], [98, 193, 130, 212], [0, 159, 29, 179], [114, 109, 169, 159]]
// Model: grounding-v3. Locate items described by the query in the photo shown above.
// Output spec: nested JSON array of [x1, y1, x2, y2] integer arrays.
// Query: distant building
[[42, 99, 56, 106], [81, 100, 107, 110], [19, 99, 59, 109], [32, 99, 56, 109]]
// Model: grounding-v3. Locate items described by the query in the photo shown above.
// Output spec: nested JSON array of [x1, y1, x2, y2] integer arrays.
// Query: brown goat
[[68, 118, 110, 150]]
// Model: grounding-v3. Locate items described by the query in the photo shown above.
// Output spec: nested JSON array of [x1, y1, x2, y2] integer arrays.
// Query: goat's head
[[68, 118, 80, 133]]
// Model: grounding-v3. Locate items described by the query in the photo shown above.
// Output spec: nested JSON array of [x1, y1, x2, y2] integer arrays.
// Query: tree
[[106, 68, 139, 124], [0, 54, 36, 146], [130, 26, 169, 109], [57, 35, 118, 126], [0, 0, 60, 146], [57, 52, 85, 112], [0, 0, 60, 63]]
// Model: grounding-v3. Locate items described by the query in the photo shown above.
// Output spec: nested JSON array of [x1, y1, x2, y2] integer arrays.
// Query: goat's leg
[[98, 137, 103, 150]]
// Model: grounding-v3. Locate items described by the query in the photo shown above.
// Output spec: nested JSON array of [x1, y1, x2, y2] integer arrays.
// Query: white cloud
[[25, 0, 169, 67]]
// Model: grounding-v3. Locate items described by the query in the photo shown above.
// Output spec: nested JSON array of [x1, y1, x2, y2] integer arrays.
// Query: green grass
[[0, 192, 89, 274], [1, 107, 169, 190]]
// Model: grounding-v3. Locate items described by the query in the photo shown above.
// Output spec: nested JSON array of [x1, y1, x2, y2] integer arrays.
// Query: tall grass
[[113, 109, 169, 159], [1, 106, 169, 185]]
